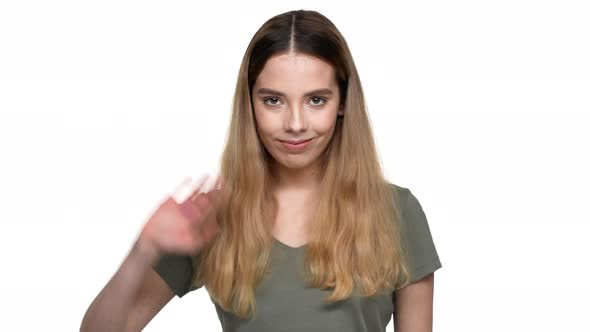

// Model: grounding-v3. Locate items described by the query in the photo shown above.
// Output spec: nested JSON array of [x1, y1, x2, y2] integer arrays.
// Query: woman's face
[[252, 52, 344, 173]]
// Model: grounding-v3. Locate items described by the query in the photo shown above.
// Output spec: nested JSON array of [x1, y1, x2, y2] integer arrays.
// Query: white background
[[1, 1, 589, 331]]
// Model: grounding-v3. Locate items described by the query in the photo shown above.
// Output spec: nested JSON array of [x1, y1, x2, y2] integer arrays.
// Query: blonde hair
[[193, 9, 411, 320]]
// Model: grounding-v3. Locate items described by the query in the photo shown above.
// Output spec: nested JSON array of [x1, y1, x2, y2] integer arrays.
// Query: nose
[[284, 104, 308, 133]]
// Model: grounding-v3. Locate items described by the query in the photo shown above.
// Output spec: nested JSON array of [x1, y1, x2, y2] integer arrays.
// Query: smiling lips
[[281, 139, 312, 144], [279, 138, 313, 151]]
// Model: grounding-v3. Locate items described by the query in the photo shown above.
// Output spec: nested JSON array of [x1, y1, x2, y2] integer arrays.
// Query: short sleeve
[[153, 253, 201, 298], [396, 186, 442, 284]]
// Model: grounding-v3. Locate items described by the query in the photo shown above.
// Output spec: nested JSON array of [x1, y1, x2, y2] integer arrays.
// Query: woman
[[80, 9, 442, 332]]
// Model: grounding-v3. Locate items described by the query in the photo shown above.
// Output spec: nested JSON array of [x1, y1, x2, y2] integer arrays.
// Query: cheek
[[253, 115, 281, 149], [253, 108, 273, 133], [255, 116, 279, 136], [313, 114, 339, 135]]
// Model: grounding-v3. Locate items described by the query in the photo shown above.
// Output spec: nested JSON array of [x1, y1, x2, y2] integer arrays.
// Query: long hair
[[193, 9, 411, 320]]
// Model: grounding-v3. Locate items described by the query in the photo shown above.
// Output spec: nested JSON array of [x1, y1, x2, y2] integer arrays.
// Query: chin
[[279, 155, 320, 169]]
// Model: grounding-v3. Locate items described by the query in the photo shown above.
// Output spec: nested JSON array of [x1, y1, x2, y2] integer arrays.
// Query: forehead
[[255, 53, 336, 90]]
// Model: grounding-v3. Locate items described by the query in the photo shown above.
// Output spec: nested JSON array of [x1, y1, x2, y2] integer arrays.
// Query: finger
[[200, 220, 220, 242], [183, 186, 220, 221], [171, 174, 209, 204], [198, 185, 227, 226], [188, 173, 217, 203], [199, 201, 218, 228], [188, 194, 221, 240], [207, 182, 225, 208], [179, 196, 205, 221], [214, 175, 224, 190], [185, 191, 221, 230], [211, 176, 230, 207], [190, 176, 226, 232], [194, 191, 218, 224], [171, 177, 193, 204], [187, 173, 211, 201]]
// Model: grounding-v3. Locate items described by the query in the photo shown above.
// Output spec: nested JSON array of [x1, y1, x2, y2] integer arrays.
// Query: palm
[[140, 176, 225, 256]]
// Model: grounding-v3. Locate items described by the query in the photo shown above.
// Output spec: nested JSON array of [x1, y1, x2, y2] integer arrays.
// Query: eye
[[309, 97, 327, 106], [263, 97, 282, 107], [262, 96, 327, 107]]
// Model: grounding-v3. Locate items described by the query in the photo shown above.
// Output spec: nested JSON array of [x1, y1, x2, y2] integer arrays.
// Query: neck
[[270, 159, 322, 193]]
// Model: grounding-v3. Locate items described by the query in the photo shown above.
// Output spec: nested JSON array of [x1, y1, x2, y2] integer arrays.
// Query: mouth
[[279, 138, 313, 144], [279, 138, 314, 151]]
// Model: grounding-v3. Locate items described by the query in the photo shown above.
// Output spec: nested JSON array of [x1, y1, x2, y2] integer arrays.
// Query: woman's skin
[[252, 52, 343, 247], [80, 178, 225, 332], [81, 50, 435, 331], [252, 52, 344, 191], [252, 51, 435, 331], [394, 273, 435, 332]]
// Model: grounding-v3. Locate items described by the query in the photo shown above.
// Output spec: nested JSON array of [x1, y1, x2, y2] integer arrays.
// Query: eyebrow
[[256, 88, 334, 97]]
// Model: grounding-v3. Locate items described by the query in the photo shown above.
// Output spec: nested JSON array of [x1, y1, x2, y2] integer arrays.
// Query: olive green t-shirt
[[153, 184, 442, 331]]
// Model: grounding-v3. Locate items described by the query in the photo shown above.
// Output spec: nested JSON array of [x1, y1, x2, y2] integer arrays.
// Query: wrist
[[132, 236, 162, 268]]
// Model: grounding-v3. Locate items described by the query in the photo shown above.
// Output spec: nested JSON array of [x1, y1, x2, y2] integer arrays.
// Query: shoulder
[[386, 182, 442, 283], [385, 182, 414, 213], [385, 182, 429, 230]]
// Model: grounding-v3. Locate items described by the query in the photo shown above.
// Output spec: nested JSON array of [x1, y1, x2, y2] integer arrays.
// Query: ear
[[337, 104, 345, 117]]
